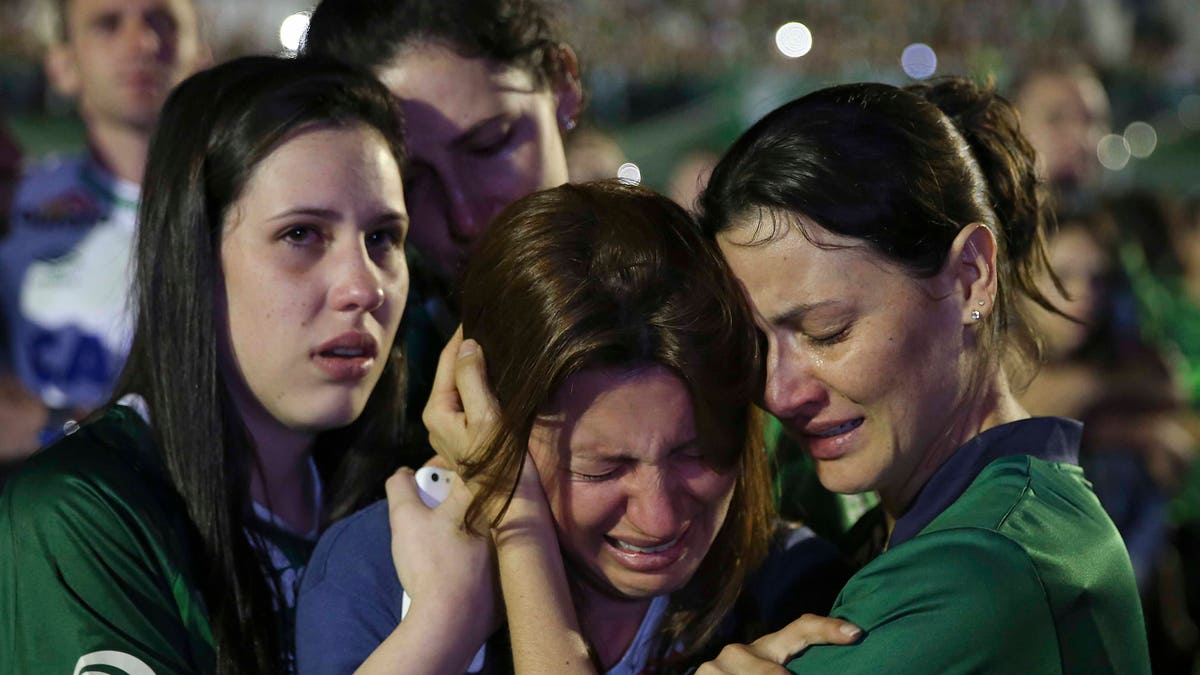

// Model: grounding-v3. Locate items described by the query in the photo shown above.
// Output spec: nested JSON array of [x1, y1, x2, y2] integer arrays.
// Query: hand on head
[[423, 326, 498, 470], [423, 326, 547, 515]]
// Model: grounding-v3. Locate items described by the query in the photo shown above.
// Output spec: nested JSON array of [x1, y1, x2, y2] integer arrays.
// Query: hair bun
[[908, 77, 1050, 269]]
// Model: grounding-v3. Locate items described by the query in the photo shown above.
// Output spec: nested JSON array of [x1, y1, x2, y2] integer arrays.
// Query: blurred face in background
[[376, 42, 580, 285], [47, 0, 207, 133], [1030, 222, 1111, 359], [1016, 70, 1110, 194]]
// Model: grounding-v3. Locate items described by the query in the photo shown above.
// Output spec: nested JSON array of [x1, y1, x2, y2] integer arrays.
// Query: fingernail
[[458, 339, 478, 358], [840, 624, 863, 638]]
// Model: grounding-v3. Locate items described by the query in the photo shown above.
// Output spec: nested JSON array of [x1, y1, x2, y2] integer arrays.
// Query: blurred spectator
[[1011, 51, 1111, 207], [565, 125, 626, 182], [667, 148, 718, 213], [1022, 205, 1200, 671], [1, 118, 45, 466], [0, 0, 207, 449], [1119, 192, 1200, 412], [1041, 193, 1200, 667], [0, 120, 20, 239], [1023, 209, 1193, 557]]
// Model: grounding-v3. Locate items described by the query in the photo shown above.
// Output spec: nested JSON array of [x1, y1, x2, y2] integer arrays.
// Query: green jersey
[[789, 418, 1150, 674], [0, 405, 315, 674]]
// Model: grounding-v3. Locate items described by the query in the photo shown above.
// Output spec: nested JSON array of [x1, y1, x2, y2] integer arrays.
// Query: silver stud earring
[[971, 309, 983, 321], [978, 300, 986, 306], [562, 116, 577, 131]]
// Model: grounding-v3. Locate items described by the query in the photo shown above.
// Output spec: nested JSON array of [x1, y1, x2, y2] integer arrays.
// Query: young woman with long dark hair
[[0, 55, 410, 674]]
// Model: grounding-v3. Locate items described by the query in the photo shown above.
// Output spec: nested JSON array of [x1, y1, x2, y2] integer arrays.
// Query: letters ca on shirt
[[18, 217, 134, 407]]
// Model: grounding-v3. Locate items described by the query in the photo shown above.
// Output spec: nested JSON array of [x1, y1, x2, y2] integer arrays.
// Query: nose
[[763, 336, 826, 420], [442, 172, 489, 246], [122, 16, 164, 57], [329, 242, 386, 314], [624, 467, 685, 540]]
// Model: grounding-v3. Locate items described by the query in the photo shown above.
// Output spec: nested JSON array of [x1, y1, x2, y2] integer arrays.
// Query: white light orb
[[1124, 121, 1157, 159], [280, 12, 310, 52], [901, 43, 937, 80], [1097, 134, 1131, 171], [774, 22, 813, 58], [617, 162, 642, 185]]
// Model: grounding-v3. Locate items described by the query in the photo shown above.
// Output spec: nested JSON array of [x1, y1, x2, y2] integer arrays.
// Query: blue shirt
[[295, 501, 849, 674]]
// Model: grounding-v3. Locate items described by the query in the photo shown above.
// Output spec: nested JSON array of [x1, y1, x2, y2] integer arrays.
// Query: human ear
[[44, 42, 81, 99], [550, 45, 582, 133], [945, 223, 998, 324]]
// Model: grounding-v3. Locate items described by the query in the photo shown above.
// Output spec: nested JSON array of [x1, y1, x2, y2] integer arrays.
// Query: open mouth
[[605, 535, 682, 554], [320, 346, 372, 358], [808, 418, 864, 438], [313, 332, 379, 380]]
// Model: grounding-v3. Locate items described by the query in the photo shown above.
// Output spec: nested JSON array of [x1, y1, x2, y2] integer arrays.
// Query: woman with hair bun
[[690, 77, 1151, 673]]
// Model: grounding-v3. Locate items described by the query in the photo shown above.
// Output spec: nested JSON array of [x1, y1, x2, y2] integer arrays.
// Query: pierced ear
[[550, 44, 582, 131], [44, 43, 81, 98], [944, 223, 998, 324]]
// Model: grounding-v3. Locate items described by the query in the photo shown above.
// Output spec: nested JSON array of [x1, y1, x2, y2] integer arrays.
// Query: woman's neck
[[242, 405, 319, 534], [573, 582, 655, 670], [880, 372, 1029, 521]]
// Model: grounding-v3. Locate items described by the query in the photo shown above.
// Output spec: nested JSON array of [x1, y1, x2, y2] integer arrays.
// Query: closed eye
[[569, 468, 619, 482], [468, 126, 515, 157], [807, 326, 849, 346]]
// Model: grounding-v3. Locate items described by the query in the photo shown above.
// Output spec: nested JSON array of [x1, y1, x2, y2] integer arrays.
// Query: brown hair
[[458, 180, 774, 666], [699, 77, 1061, 390]]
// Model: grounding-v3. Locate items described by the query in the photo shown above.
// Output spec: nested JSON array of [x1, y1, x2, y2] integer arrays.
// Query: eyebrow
[[767, 299, 843, 326], [267, 207, 409, 227], [569, 438, 701, 462]]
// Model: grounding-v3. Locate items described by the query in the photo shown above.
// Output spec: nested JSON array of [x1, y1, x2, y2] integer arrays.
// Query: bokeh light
[[774, 22, 813, 58], [1181, 95, 1200, 131], [280, 12, 310, 52], [901, 43, 937, 79], [1097, 134, 1131, 171], [1124, 121, 1157, 159], [617, 162, 642, 185]]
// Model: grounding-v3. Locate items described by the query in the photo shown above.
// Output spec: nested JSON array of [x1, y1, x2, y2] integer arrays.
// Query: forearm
[[493, 497, 595, 675], [354, 604, 486, 675]]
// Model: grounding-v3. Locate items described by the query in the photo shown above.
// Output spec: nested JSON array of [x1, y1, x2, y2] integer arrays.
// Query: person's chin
[[295, 396, 369, 433], [814, 457, 878, 496], [600, 556, 700, 600]]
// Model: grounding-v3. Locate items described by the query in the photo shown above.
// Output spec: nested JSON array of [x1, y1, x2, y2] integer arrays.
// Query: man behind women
[[302, 0, 581, 462], [0, 0, 207, 453]]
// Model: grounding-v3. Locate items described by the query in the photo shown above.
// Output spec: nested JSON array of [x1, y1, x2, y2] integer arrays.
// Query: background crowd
[[1, 0, 1199, 673]]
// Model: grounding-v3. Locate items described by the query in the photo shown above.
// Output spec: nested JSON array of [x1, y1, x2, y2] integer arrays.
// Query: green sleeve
[[789, 529, 1061, 675], [0, 449, 207, 674]]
